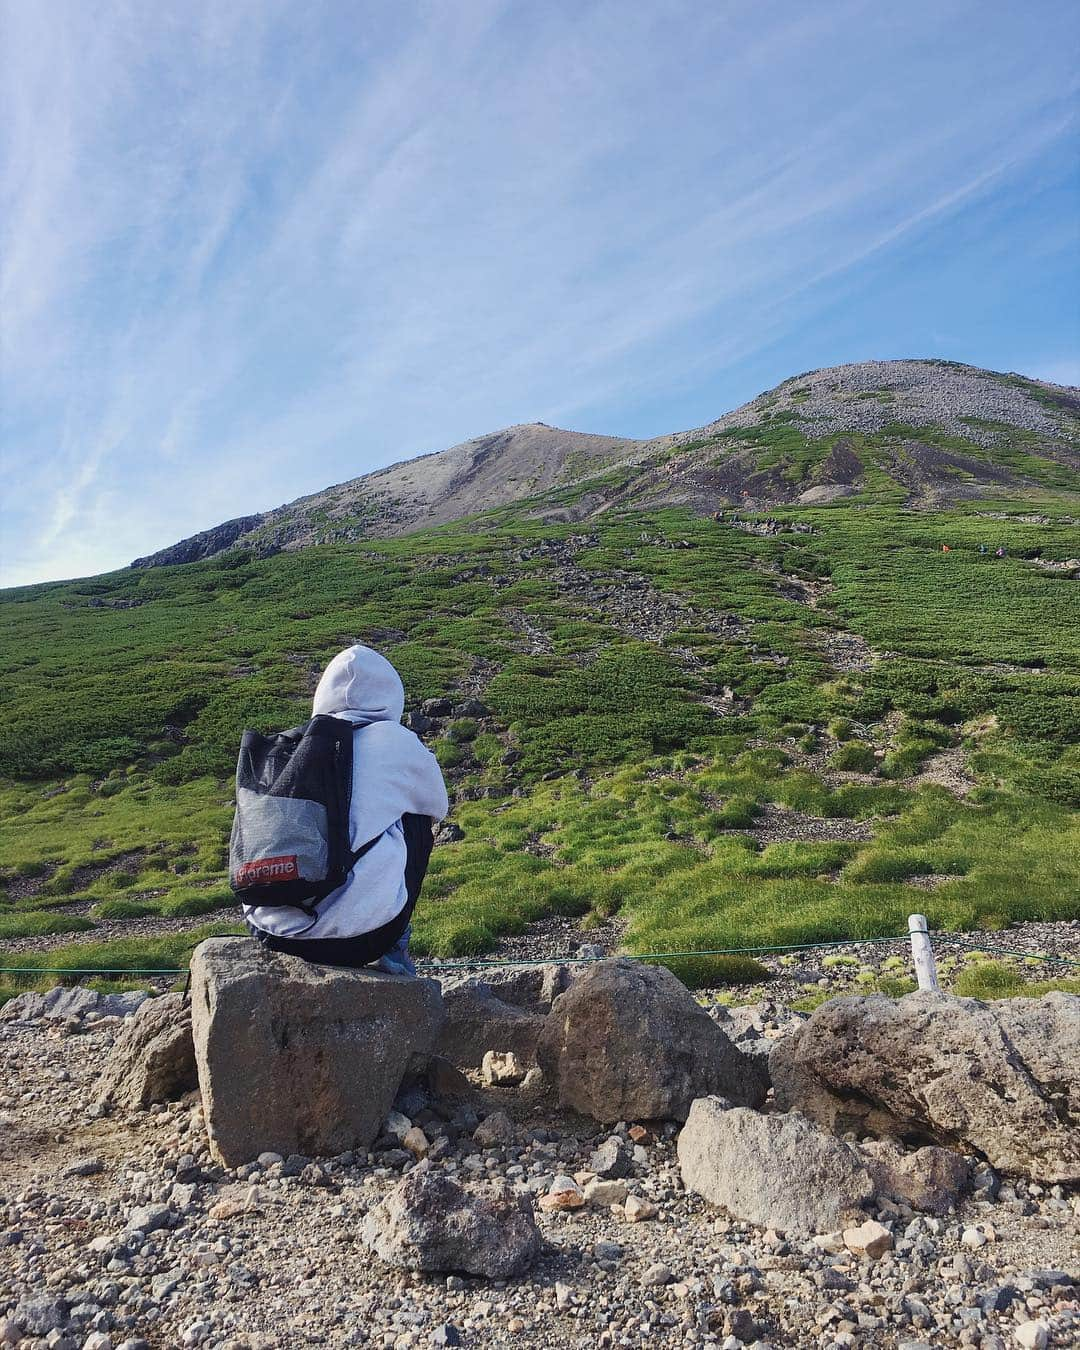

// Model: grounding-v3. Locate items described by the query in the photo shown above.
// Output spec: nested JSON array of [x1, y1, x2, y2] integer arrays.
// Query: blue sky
[[1, 0, 1078, 586]]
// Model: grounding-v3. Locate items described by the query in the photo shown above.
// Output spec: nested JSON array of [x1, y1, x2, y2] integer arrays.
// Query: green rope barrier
[[933, 936, 1080, 971], [0, 967, 185, 976], [1, 933, 1076, 977]]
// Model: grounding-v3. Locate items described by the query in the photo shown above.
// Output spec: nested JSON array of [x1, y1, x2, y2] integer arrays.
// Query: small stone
[[641, 1262, 672, 1287], [383, 1111, 412, 1143], [1014, 1325, 1048, 1350], [623, 1194, 658, 1222], [431, 1324, 461, 1346], [539, 1176, 585, 1211], [961, 1226, 988, 1248], [554, 1282, 574, 1309], [64, 1157, 104, 1178], [589, 1137, 631, 1179], [481, 1050, 526, 1086], [256, 1151, 284, 1168], [584, 1178, 628, 1207], [593, 1241, 623, 1262], [0, 1320, 20, 1347], [126, 1204, 170, 1234], [208, 1195, 247, 1220], [842, 1219, 893, 1259], [403, 1127, 430, 1159], [83, 1334, 113, 1350], [628, 1125, 655, 1145], [812, 1231, 846, 1254], [507, 1318, 525, 1334], [15, 1297, 69, 1336], [473, 1112, 514, 1148]]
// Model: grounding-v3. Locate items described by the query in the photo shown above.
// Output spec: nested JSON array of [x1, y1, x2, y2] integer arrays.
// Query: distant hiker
[[996, 545, 1007, 558], [979, 544, 987, 555], [231, 645, 448, 974], [941, 544, 951, 553]]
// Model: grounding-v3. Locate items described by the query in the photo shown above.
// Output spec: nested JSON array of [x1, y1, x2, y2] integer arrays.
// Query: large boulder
[[360, 1166, 540, 1277], [536, 959, 767, 1123], [96, 993, 197, 1110], [436, 964, 572, 1070], [678, 1097, 875, 1236], [770, 992, 1080, 1183], [189, 938, 443, 1166], [437, 982, 547, 1070]]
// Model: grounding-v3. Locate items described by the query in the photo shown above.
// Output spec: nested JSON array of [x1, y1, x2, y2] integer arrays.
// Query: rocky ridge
[[130, 362, 1080, 568]]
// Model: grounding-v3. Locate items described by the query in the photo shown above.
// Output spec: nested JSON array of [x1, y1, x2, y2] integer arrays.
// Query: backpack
[[229, 714, 377, 913]]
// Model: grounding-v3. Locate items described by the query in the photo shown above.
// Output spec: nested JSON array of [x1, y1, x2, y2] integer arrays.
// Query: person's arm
[[401, 812, 436, 907]]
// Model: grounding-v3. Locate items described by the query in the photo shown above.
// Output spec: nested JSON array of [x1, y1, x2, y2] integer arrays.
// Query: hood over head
[[312, 645, 405, 723]]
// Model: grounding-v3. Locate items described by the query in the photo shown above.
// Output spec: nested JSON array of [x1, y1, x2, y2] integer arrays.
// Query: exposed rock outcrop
[[536, 959, 767, 1123], [189, 938, 443, 1166], [770, 992, 1080, 1182]]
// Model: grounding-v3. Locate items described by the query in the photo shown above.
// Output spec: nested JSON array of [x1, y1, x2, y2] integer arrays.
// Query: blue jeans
[[377, 922, 416, 978]]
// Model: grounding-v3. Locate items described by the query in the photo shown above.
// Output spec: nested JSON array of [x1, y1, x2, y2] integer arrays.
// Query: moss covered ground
[[1, 487, 1078, 991]]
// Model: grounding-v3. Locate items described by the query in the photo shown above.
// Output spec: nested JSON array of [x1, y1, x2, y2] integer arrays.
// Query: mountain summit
[[132, 360, 1079, 567]]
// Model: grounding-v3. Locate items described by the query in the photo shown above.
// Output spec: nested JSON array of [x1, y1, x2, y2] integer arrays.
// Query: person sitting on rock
[[244, 644, 448, 975]]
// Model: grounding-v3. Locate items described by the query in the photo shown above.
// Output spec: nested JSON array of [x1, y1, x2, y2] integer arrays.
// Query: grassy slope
[[1, 482, 1078, 991]]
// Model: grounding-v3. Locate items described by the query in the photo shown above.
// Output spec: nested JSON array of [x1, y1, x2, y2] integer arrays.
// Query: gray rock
[[589, 1137, 631, 1179], [99, 990, 150, 1017], [536, 960, 768, 1123], [859, 1140, 970, 1214], [677, 1097, 874, 1236], [481, 963, 573, 1011], [63, 1157, 105, 1178], [770, 992, 1080, 1182], [436, 980, 546, 1070], [1, 985, 118, 1023], [126, 1204, 170, 1234], [96, 994, 197, 1111], [473, 1111, 514, 1148], [13, 1296, 68, 1337], [190, 937, 443, 1166], [360, 1167, 540, 1277]]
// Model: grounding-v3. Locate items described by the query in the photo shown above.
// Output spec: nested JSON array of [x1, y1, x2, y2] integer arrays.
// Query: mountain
[[132, 360, 1079, 567], [2, 354, 1078, 1003]]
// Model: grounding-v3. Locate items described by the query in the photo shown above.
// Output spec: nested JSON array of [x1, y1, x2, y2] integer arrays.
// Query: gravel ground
[[1, 997, 1077, 1350]]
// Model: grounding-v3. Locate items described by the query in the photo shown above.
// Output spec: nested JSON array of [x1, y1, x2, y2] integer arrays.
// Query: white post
[[908, 914, 940, 993]]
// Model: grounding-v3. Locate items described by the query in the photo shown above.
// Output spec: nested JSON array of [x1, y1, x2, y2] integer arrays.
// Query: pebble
[[1014, 1323, 1049, 1349], [842, 1218, 893, 1259]]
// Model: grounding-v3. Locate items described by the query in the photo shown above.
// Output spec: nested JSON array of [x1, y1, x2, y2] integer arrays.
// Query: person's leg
[[377, 922, 416, 977]]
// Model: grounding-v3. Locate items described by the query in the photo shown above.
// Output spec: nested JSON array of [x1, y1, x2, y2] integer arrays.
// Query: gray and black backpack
[[229, 715, 376, 913]]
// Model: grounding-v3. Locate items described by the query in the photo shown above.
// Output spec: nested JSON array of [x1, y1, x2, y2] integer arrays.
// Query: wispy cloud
[[2, 0, 1078, 585]]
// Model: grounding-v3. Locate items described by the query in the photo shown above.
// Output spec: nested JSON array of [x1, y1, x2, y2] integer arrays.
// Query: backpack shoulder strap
[[349, 833, 381, 866]]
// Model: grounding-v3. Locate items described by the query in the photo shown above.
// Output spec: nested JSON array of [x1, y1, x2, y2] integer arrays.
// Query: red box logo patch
[[236, 854, 299, 886]]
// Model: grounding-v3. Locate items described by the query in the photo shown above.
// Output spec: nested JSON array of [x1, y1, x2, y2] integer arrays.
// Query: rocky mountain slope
[[132, 361, 1080, 567]]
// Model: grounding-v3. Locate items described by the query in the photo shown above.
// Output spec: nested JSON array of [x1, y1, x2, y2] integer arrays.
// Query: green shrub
[[0, 912, 95, 939], [829, 742, 877, 772], [433, 738, 465, 770], [92, 898, 156, 920], [651, 953, 770, 990], [447, 718, 479, 744]]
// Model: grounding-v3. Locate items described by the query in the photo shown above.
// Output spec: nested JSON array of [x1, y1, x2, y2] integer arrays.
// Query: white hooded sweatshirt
[[244, 645, 448, 940]]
